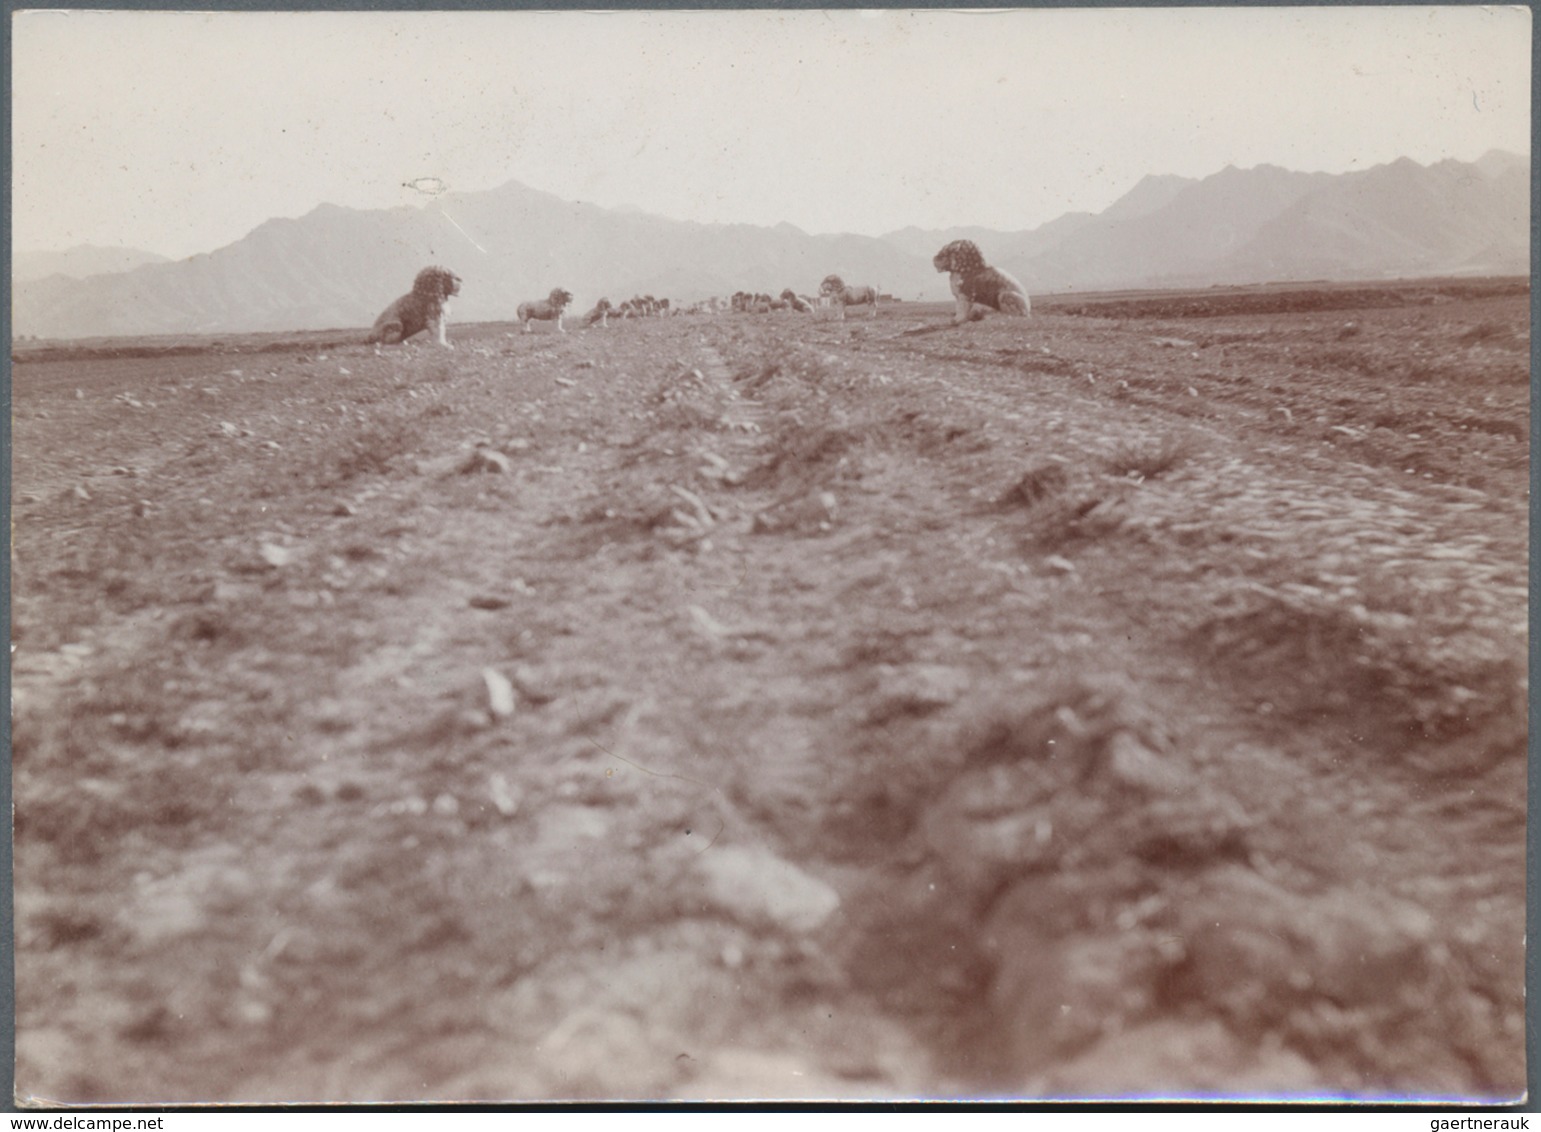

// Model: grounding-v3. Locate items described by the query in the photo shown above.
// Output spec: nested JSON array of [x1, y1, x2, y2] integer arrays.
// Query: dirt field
[[11, 279, 1529, 1103]]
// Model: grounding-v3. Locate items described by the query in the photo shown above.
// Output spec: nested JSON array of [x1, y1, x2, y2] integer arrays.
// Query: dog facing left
[[932, 240, 1030, 325], [367, 266, 461, 348], [819, 274, 880, 319]]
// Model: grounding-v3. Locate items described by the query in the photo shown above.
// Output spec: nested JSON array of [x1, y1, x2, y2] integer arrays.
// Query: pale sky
[[12, 6, 1532, 260]]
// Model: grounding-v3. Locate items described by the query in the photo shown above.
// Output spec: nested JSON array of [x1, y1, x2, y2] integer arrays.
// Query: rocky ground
[[10, 281, 1529, 1103]]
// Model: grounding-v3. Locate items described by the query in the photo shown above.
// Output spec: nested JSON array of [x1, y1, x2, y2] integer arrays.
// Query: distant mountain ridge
[[1210, 155, 1529, 284], [12, 151, 1529, 340], [894, 149, 1527, 295], [12, 183, 934, 339], [14, 244, 169, 282]]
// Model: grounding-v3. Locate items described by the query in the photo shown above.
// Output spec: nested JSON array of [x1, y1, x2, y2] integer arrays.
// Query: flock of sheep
[[366, 240, 1030, 349], [536, 275, 885, 333]]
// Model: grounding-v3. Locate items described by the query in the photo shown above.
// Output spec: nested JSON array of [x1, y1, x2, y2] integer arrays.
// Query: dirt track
[[11, 283, 1529, 1102]]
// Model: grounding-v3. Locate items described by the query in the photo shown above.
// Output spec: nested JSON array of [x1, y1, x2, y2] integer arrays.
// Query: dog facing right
[[517, 288, 574, 333], [581, 298, 613, 329], [932, 240, 1030, 325], [367, 266, 461, 349]]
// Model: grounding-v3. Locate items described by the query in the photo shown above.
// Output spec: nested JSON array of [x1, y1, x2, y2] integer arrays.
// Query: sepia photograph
[[8, 5, 1531, 1105]]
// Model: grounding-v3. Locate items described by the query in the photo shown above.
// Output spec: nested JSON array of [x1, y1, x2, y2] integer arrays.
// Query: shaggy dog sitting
[[367, 266, 461, 348], [517, 288, 574, 333], [582, 298, 613, 329], [819, 274, 879, 319], [932, 240, 1031, 325]]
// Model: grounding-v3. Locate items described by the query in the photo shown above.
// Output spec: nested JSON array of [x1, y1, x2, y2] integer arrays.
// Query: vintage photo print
[[10, 6, 1530, 1105]]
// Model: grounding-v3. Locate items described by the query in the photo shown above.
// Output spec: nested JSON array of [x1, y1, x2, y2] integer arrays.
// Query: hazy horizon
[[19, 145, 1531, 266], [13, 7, 1531, 261]]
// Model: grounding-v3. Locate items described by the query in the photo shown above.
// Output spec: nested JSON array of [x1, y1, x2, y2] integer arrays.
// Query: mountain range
[[11, 151, 1528, 340], [13, 244, 170, 282]]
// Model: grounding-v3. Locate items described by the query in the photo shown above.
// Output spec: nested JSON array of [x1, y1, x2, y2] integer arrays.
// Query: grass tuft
[[1103, 434, 1193, 482]]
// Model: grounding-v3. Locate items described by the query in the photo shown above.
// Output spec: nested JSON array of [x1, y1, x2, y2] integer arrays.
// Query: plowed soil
[[11, 280, 1529, 1103]]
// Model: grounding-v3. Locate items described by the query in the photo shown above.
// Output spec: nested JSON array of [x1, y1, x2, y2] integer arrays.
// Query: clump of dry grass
[[1000, 436, 1194, 548], [997, 462, 1071, 509], [1012, 352, 1078, 377], [994, 457, 1135, 551], [742, 422, 867, 492], [732, 346, 837, 396], [1103, 434, 1193, 482]]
